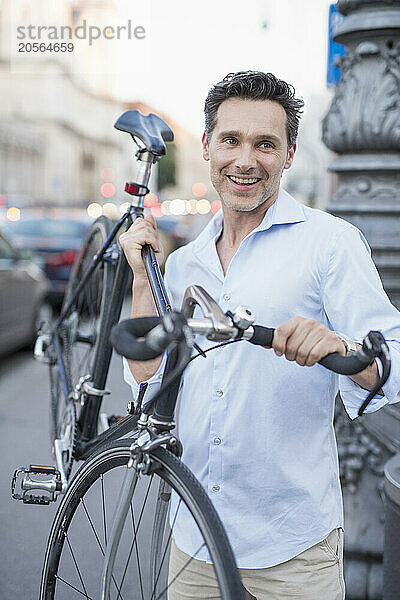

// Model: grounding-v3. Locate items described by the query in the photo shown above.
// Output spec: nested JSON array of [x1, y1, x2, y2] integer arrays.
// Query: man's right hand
[[119, 213, 164, 278]]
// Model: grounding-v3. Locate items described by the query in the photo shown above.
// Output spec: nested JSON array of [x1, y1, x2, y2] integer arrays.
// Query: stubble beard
[[211, 169, 282, 213]]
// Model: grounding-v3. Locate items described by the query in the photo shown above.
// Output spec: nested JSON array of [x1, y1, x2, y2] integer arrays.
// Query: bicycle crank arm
[[54, 438, 70, 493], [11, 464, 62, 505]]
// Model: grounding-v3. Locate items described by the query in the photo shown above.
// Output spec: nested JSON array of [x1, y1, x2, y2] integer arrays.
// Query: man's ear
[[284, 143, 296, 170], [202, 132, 210, 161]]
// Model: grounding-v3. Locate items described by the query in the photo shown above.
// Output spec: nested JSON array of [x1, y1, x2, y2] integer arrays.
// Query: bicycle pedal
[[108, 414, 124, 426], [11, 464, 62, 505]]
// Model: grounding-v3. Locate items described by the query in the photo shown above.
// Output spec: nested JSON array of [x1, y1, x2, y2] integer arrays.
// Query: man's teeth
[[229, 176, 259, 184]]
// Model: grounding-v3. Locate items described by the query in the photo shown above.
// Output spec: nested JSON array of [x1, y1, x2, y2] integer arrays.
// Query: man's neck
[[217, 191, 278, 249]]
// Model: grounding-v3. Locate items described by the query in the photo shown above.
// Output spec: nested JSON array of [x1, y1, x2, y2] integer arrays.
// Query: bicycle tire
[[49, 216, 119, 467], [40, 439, 245, 600]]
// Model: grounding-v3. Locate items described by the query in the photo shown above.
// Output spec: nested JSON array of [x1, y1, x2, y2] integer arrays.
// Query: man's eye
[[259, 141, 273, 149], [224, 138, 237, 145]]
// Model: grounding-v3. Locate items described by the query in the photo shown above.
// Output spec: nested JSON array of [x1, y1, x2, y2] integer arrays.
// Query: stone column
[[323, 0, 400, 306], [323, 2, 400, 599]]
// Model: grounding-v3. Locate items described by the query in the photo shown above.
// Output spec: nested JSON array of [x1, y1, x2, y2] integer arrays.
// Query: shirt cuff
[[339, 374, 389, 420], [339, 340, 400, 419]]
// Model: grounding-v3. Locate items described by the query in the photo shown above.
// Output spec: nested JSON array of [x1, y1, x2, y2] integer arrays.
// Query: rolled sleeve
[[323, 223, 400, 419], [122, 353, 167, 406]]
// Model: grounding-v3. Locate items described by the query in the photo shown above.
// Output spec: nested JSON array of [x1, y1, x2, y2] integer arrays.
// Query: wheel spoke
[[101, 474, 107, 547], [64, 532, 89, 598], [80, 497, 105, 555], [116, 475, 155, 600], [154, 542, 207, 600], [80, 497, 125, 598], [151, 498, 182, 600], [55, 574, 95, 599]]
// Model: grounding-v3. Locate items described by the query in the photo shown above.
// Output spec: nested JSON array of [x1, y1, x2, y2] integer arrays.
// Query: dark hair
[[204, 71, 304, 148]]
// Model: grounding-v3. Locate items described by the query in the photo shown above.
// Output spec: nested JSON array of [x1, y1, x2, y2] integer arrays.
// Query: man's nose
[[234, 145, 257, 172]]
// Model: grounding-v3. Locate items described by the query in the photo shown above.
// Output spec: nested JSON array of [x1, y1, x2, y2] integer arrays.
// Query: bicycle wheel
[[40, 439, 245, 600], [49, 216, 119, 469]]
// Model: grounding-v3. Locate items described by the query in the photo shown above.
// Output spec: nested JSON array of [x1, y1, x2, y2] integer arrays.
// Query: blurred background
[[0, 0, 336, 354]]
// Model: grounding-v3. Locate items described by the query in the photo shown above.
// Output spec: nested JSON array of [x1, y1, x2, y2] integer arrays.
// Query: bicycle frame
[[50, 150, 178, 467], [51, 209, 172, 459]]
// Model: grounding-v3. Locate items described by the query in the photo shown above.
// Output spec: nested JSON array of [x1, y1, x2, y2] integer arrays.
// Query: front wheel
[[40, 439, 245, 600]]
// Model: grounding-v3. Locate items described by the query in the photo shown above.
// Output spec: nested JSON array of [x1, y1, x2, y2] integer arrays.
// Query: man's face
[[202, 98, 295, 213]]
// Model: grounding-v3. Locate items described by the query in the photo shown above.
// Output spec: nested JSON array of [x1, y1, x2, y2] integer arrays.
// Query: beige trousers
[[168, 528, 345, 599]]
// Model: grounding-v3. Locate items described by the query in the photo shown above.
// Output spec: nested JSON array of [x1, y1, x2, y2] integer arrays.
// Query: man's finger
[[144, 213, 157, 229], [273, 317, 305, 356]]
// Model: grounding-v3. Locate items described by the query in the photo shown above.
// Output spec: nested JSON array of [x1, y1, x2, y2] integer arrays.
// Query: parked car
[[0, 230, 50, 356], [0, 208, 92, 307]]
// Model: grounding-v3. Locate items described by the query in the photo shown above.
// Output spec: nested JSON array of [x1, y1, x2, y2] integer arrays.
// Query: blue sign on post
[[327, 4, 346, 86]]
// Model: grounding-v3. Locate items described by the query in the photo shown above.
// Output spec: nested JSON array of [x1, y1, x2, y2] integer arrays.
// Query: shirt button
[[213, 437, 222, 445], [223, 293, 231, 301], [212, 485, 220, 492], [216, 389, 223, 397]]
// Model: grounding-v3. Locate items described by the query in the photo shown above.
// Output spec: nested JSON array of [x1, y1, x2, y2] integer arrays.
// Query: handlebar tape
[[248, 325, 275, 348], [248, 325, 374, 375], [111, 317, 163, 361], [112, 319, 376, 375]]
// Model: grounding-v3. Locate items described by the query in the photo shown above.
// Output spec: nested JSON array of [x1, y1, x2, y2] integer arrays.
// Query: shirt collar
[[192, 187, 306, 254]]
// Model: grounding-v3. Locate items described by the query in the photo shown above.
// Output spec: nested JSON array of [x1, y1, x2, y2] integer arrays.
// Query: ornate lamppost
[[323, 2, 400, 598]]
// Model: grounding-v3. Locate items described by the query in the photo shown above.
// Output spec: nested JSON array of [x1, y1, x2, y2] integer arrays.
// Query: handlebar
[[111, 286, 391, 417], [111, 312, 387, 377]]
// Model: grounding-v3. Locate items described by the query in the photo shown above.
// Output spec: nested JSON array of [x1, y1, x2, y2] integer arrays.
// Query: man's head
[[202, 71, 304, 213]]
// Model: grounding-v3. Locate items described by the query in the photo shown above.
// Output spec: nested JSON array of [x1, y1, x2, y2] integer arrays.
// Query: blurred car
[[0, 230, 50, 356], [1, 208, 92, 307]]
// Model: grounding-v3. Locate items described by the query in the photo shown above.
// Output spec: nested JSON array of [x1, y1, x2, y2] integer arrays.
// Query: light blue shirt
[[123, 188, 400, 568]]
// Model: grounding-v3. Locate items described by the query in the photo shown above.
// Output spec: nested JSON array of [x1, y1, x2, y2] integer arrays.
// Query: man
[[120, 71, 400, 599]]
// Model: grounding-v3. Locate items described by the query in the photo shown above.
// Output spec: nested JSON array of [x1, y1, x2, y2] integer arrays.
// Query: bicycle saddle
[[114, 110, 174, 156]]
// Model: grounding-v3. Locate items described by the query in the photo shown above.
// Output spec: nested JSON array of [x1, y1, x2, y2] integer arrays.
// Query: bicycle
[[11, 110, 391, 600]]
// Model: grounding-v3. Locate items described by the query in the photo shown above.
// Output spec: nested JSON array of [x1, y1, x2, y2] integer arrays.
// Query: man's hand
[[271, 316, 346, 366], [119, 213, 164, 279]]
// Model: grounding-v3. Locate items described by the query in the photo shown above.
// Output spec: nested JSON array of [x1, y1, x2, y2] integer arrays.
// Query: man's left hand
[[271, 316, 346, 366]]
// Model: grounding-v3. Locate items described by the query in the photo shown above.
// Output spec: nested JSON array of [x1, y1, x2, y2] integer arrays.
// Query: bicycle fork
[[100, 428, 179, 599]]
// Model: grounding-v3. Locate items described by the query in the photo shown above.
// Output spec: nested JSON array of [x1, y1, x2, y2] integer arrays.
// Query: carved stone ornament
[[337, 0, 400, 15], [322, 41, 400, 152]]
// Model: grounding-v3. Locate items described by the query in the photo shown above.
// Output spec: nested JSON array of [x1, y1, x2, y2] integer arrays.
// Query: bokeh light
[[211, 199, 222, 214], [101, 182, 115, 198], [102, 202, 119, 219], [161, 201, 171, 215], [170, 199, 186, 215], [186, 199, 197, 215], [144, 192, 158, 207], [87, 202, 102, 218], [197, 198, 211, 214], [101, 168, 114, 181], [192, 182, 207, 197], [6, 206, 21, 221], [151, 203, 163, 218], [119, 202, 130, 215]]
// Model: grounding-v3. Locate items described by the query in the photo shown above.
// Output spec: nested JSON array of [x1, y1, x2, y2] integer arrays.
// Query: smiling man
[[120, 71, 400, 599]]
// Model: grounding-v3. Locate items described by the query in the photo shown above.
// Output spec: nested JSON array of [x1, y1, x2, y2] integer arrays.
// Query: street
[[0, 329, 139, 599]]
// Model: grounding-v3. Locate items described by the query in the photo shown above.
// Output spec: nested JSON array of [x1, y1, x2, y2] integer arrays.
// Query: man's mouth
[[227, 175, 261, 189]]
